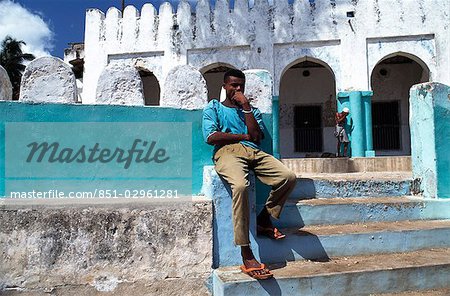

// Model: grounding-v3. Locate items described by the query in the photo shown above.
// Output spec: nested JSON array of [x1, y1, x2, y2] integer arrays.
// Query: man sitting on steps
[[202, 69, 297, 280]]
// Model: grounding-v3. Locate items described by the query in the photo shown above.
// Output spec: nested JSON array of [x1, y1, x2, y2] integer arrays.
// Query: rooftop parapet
[[85, 0, 445, 54], [85, 0, 346, 53]]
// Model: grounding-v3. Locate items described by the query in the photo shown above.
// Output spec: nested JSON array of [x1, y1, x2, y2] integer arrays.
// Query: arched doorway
[[371, 53, 430, 156], [201, 63, 236, 102], [279, 57, 336, 158], [138, 69, 160, 106]]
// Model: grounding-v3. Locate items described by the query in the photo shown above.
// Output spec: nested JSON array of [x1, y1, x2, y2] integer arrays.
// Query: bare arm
[[336, 112, 347, 124], [233, 92, 263, 144], [207, 132, 250, 146]]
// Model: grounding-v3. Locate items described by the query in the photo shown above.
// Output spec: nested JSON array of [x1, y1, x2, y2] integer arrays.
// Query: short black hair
[[224, 69, 245, 82]]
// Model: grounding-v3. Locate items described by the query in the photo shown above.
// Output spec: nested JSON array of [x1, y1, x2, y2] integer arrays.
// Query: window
[[294, 105, 323, 152], [372, 101, 400, 150]]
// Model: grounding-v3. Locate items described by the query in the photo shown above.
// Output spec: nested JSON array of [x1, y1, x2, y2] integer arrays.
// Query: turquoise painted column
[[0, 122, 4, 197], [272, 95, 280, 159], [410, 82, 450, 199], [337, 91, 374, 157], [349, 91, 364, 157], [363, 91, 375, 157]]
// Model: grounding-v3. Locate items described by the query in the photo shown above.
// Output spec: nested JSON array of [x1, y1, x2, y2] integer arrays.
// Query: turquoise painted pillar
[[0, 122, 4, 197], [349, 91, 364, 157], [272, 95, 280, 159], [363, 92, 375, 157], [337, 91, 374, 157], [410, 82, 450, 199]]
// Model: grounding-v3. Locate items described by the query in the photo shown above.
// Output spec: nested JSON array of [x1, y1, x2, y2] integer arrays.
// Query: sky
[[0, 0, 197, 59]]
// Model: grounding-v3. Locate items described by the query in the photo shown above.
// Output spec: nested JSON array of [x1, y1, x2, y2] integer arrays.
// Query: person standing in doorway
[[335, 107, 350, 157]]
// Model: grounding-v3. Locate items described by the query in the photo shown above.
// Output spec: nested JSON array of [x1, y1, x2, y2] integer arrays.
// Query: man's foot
[[241, 247, 273, 280], [257, 225, 286, 239], [257, 207, 286, 240], [240, 262, 273, 280]]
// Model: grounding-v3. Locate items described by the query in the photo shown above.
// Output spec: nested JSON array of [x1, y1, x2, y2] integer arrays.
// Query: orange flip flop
[[257, 225, 286, 240], [240, 263, 273, 280]]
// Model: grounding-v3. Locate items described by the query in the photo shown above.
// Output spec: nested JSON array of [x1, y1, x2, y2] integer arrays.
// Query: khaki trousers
[[214, 143, 297, 246]]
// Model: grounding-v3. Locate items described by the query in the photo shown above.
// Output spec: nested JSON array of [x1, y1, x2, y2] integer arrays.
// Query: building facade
[[82, 0, 449, 157]]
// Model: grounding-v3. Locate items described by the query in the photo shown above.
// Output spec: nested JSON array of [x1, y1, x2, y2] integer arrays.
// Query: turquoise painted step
[[253, 220, 450, 264], [213, 248, 450, 296], [290, 177, 412, 199], [269, 196, 450, 228]]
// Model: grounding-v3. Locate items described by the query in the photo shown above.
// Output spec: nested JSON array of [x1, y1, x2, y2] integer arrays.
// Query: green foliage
[[0, 36, 35, 100]]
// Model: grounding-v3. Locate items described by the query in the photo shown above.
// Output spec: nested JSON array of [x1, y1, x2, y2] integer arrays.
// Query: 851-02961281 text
[[98, 189, 179, 198], [9, 189, 179, 199]]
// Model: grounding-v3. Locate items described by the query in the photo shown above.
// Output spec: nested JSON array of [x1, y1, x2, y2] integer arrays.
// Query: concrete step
[[290, 172, 414, 198], [254, 220, 450, 263], [213, 248, 450, 296], [282, 156, 412, 174], [282, 157, 350, 174], [270, 196, 450, 228], [371, 288, 450, 295]]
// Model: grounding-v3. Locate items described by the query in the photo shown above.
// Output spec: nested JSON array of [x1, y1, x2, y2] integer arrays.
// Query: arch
[[274, 51, 341, 96], [370, 52, 430, 156], [368, 48, 435, 89], [280, 56, 336, 83], [199, 62, 237, 74], [201, 62, 237, 101], [136, 67, 160, 106], [371, 51, 430, 83], [278, 57, 337, 158]]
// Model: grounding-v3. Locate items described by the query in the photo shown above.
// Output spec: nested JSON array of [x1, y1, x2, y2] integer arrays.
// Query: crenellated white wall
[[83, 0, 449, 103]]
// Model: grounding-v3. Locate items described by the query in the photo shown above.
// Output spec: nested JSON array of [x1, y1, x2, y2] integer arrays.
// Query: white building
[[81, 0, 449, 157]]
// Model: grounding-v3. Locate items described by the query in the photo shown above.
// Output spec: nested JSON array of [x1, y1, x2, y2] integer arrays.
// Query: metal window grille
[[294, 105, 323, 152], [372, 101, 401, 150]]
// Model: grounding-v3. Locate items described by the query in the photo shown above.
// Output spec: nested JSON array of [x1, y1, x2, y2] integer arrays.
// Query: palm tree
[[0, 36, 35, 100]]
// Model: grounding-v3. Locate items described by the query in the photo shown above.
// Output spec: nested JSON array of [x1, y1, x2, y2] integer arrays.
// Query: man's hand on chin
[[232, 92, 250, 107]]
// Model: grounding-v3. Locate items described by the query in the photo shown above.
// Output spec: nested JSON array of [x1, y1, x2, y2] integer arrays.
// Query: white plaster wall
[[83, 8, 107, 104], [20, 57, 77, 103], [82, 0, 449, 115], [371, 62, 427, 156], [188, 47, 251, 73], [95, 63, 144, 105], [76, 79, 83, 103], [161, 65, 208, 110]]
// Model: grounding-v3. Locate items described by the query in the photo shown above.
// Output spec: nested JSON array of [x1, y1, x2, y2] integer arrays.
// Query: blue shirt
[[202, 99, 265, 153]]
